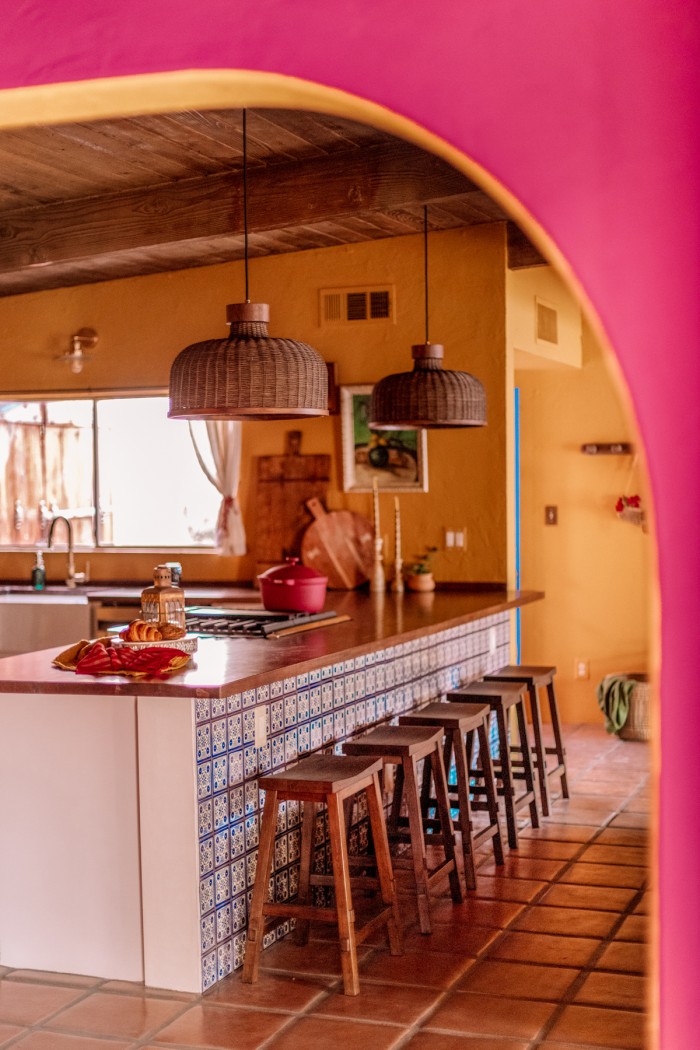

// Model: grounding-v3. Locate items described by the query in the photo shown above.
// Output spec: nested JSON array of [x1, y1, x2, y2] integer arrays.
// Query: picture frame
[[340, 384, 428, 493]]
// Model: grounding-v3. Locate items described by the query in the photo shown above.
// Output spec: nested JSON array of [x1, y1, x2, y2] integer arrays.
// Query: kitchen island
[[0, 588, 541, 993]]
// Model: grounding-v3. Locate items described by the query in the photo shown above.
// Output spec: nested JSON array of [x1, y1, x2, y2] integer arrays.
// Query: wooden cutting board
[[301, 497, 375, 590], [254, 432, 331, 575]]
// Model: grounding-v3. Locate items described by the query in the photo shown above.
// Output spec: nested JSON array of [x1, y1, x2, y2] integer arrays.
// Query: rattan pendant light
[[369, 207, 486, 429], [169, 111, 328, 420]]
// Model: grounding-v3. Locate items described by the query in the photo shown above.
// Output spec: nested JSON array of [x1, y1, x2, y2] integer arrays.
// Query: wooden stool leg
[[389, 762, 405, 835], [526, 683, 551, 816], [451, 726, 477, 889], [365, 772, 403, 957], [494, 702, 518, 849], [242, 787, 279, 984], [429, 742, 464, 904], [326, 791, 360, 995], [402, 755, 434, 933], [515, 700, 540, 830], [477, 720, 504, 866], [293, 800, 316, 946], [547, 680, 570, 798]]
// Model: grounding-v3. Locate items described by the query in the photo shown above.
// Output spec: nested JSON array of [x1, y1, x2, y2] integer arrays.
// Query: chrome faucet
[[47, 515, 77, 587]]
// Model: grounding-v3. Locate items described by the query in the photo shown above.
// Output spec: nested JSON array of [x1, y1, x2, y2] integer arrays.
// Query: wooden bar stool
[[447, 681, 539, 848], [344, 724, 463, 933], [398, 701, 504, 889], [485, 665, 569, 814], [242, 753, 402, 996]]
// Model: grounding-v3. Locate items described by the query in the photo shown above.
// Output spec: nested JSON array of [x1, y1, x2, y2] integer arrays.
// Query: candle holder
[[370, 536, 386, 593], [391, 555, 405, 593]]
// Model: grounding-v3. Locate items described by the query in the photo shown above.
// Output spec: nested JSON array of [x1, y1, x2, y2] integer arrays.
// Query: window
[[0, 396, 221, 548]]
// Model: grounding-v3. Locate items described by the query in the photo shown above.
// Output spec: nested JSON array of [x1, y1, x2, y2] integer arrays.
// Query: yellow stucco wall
[[0, 224, 508, 586], [516, 320, 652, 723]]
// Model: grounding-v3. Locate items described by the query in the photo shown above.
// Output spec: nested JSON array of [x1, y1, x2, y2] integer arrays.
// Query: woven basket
[[617, 675, 651, 741]]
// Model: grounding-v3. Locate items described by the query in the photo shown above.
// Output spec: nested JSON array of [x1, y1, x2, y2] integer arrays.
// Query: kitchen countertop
[[0, 588, 542, 699]]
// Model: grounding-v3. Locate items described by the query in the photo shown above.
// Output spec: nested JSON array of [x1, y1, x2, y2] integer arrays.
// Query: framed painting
[[340, 385, 428, 492]]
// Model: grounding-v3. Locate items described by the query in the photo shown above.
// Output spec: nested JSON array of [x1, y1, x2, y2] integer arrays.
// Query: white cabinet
[[0, 594, 94, 656]]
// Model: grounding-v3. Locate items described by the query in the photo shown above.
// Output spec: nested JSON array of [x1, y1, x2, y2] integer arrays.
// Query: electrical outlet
[[444, 528, 455, 549], [455, 528, 466, 549], [488, 627, 497, 654], [254, 706, 267, 748], [575, 659, 590, 680]]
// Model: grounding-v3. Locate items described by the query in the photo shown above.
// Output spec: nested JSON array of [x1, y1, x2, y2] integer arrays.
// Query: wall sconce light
[[57, 327, 98, 374]]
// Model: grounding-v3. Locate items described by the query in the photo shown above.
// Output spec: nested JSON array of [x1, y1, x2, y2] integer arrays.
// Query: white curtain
[[189, 421, 247, 556]]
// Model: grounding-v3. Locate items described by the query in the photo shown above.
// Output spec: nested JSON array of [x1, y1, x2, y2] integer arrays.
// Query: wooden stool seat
[[242, 753, 402, 996], [447, 681, 540, 848], [344, 723, 463, 933], [399, 701, 504, 888], [485, 664, 569, 813]]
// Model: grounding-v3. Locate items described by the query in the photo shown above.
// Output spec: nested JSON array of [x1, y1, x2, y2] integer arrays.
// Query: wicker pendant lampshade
[[168, 112, 328, 421], [369, 208, 486, 430]]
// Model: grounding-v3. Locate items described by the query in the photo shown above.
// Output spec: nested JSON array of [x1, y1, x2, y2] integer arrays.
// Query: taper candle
[[372, 475, 380, 537], [394, 496, 401, 558]]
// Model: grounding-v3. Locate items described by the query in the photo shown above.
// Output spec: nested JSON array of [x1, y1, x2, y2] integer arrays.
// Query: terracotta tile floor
[[0, 723, 652, 1049]]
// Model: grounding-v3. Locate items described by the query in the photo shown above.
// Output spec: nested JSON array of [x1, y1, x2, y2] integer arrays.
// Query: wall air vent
[[320, 286, 395, 326], [536, 297, 559, 344]]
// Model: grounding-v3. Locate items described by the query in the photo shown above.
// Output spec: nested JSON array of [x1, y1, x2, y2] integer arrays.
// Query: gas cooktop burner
[[184, 607, 340, 638]]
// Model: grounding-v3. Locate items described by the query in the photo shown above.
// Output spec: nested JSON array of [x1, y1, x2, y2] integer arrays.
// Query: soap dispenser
[[31, 550, 46, 591]]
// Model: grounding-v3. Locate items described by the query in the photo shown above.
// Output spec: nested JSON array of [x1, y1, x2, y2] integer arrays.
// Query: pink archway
[[2, 3, 699, 1045]]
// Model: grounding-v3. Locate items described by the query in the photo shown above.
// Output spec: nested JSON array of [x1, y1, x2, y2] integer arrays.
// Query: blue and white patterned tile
[[215, 902, 230, 944], [355, 652, 366, 668], [211, 696, 227, 719], [322, 713, 334, 744], [354, 669, 366, 700], [246, 850, 258, 887], [321, 664, 333, 680], [229, 749, 243, 785], [288, 827, 301, 863], [244, 780, 260, 815], [242, 710, 257, 745], [212, 792, 229, 832], [365, 651, 376, 666], [288, 863, 300, 899], [297, 690, 310, 722], [285, 728, 299, 764], [296, 671, 309, 689], [232, 931, 247, 970], [227, 692, 242, 713], [226, 712, 243, 750], [354, 698, 367, 728], [298, 722, 310, 753], [256, 683, 270, 703], [217, 939, 233, 979], [344, 705, 357, 735], [275, 870, 289, 902], [229, 785, 244, 823], [195, 697, 212, 724], [275, 800, 287, 834], [286, 799, 300, 829], [231, 857, 246, 896], [202, 949, 217, 991], [309, 666, 322, 684], [215, 864, 231, 905], [212, 755, 229, 793], [375, 694, 386, 719], [343, 657, 355, 674], [274, 834, 288, 869], [211, 717, 227, 755], [200, 910, 216, 953], [376, 664, 386, 690], [214, 828, 230, 867], [309, 685, 322, 718], [270, 699, 284, 734], [310, 718, 322, 750], [271, 734, 285, 768], [258, 740, 272, 773], [196, 723, 212, 761], [199, 875, 215, 915], [284, 694, 297, 727], [197, 761, 212, 800], [242, 688, 256, 709], [198, 800, 213, 839], [365, 696, 376, 724], [230, 820, 245, 860], [365, 667, 376, 694], [283, 676, 296, 695], [270, 679, 284, 699], [243, 745, 258, 779], [244, 814, 259, 852], [333, 678, 345, 707], [232, 893, 247, 932], [199, 836, 214, 876]]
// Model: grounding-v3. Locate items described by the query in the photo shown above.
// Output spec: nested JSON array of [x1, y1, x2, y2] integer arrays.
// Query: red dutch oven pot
[[257, 557, 328, 614]]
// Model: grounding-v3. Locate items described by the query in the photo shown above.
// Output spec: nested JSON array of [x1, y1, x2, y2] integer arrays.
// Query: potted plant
[[406, 546, 438, 591]]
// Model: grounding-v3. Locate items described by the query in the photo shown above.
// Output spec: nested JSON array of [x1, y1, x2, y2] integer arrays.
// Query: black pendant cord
[[423, 204, 429, 344], [243, 109, 250, 303]]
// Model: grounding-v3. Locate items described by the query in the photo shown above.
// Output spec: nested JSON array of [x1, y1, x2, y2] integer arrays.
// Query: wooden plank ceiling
[[0, 108, 544, 298]]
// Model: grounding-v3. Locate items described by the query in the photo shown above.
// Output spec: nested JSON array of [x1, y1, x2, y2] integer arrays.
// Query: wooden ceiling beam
[[0, 141, 488, 294]]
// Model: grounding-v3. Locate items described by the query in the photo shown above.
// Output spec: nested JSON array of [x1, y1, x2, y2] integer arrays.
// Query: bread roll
[[157, 622, 186, 640]]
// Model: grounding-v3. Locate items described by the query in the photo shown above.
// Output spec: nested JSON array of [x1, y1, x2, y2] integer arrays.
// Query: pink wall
[[3, 2, 699, 1043]]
